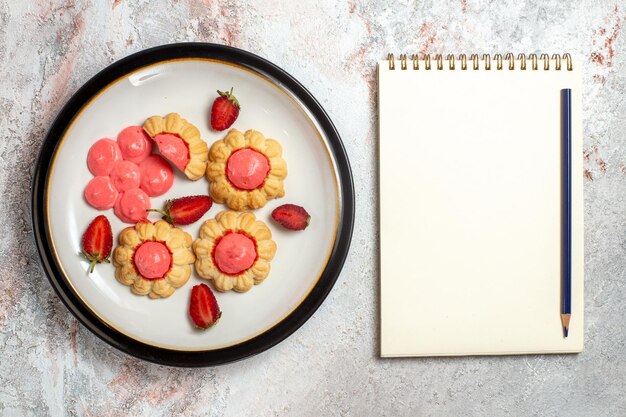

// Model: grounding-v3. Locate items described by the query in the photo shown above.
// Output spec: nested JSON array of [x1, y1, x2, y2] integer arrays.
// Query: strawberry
[[210, 87, 240, 131], [149, 195, 212, 225], [271, 204, 311, 231], [81, 215, 113, 273], [189, 284, 222, 329]]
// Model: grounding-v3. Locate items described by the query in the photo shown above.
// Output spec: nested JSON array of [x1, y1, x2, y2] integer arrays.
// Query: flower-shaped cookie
[[113, 220, 195, 298], [193, 210, 277, 292], [143, 113, 209, 181], [207, 129, 287, 211]]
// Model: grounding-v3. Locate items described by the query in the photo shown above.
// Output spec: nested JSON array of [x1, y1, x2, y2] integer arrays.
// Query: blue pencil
[[561, 88, 572, 338]]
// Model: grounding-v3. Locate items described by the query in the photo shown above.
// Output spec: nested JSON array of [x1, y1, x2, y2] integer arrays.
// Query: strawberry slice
[[189, 284, 222, 329], [210, 88, 240, 131], [271, 204, 311, 231], [81, 215, 113, 273], [149, 195, 212, 225]]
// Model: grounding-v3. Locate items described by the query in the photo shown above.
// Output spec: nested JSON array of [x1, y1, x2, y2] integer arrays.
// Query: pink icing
[[84, 176, 119, 210], [84, 125, 181, 223], [133, 241, 171, 280], [87, 138, 122, 176], [114, 188, 151, 223], [117, 126, 153, 164], [110, 160, 141, 192], [226, 148, 270, 190], [153, 133, 190, 172], [213, 232, 257, 275], [138, 155, 174, 197]]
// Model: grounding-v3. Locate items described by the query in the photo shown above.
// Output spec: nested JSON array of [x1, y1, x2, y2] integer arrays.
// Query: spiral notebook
[[379, 53, 584, 357]]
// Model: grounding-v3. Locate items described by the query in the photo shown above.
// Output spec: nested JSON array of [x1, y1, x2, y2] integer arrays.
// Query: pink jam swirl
[[117, 126, 153, 164], [84, 176, 118, 210], [110, 160, 141, 192], [153, 133, 190, 172], [213, 232, 257, 275], [114, 188, 151, 224], [133, 241, 171, 280], [139, 155, 174, 197], [226, 148, 270, 190], [87, 138, 122, 176]]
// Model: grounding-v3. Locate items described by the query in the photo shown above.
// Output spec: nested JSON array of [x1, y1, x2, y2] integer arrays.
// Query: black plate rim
[[31, 42, 355, 367]]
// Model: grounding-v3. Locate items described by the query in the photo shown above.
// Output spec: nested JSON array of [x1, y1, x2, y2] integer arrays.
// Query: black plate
[[31, 43, 354, 367]]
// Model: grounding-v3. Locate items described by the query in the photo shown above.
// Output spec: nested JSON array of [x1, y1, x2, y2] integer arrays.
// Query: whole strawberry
[[271, 204, 311, 231], [189, 284, 222, 329], [81, 215, 113, 273], [149, 195, 212, 225], [210, 87, 240, 131]]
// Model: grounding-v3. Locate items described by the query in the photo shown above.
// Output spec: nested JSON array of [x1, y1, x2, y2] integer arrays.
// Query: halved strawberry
[[149, 195, 212, 225], [271, 204, 311, 231], [210, 88, 240, 131], [189, 284, 222, 329], [81, 215, 113, 273]]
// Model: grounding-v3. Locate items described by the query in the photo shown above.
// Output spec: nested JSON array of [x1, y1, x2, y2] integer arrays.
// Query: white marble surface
[[1, 0, 625, 415]]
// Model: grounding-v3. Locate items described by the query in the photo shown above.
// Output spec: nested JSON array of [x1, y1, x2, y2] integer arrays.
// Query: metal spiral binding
[[483, 54, 491, 70], [400, 54, 407, 70], [506, 53, 515, 70], [386, 53, 573, 71], [494, 54, 503, 70], [529, 54, 538, 70], [411, 54, 419, 69], [435, 54, 443, 70], [518, 53, 526, 70], [471, 54, 479, 70], [447, 54, 455, 70]]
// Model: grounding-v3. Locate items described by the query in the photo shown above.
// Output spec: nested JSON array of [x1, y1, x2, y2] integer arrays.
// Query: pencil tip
[[561, 314, 571, 338]]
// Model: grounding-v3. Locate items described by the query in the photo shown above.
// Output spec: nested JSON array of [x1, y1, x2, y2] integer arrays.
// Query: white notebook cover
[[379, 57, 584, 356]]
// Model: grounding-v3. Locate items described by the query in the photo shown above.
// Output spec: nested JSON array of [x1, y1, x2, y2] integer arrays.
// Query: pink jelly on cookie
[[117, 126, 153, 164], [213, 232, 257, 275], [133, 241, 171, 279], [110, 160, 141, 192], [153, 133, 190, 172], [84, 176, 119, 210], [114, 188, 151, 223], [226, 148, 270, 190], [87, 138, 122, 176], [138, 154, 174, 197]]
